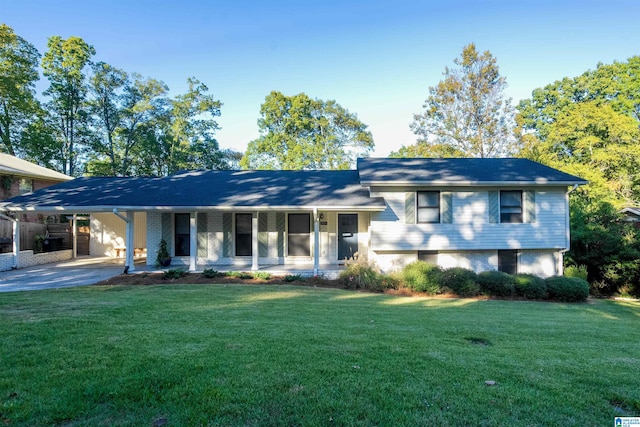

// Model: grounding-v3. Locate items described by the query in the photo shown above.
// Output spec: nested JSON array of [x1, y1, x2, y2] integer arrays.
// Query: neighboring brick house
[[2, 158, 587, 278], [0, 154, 72, 222]]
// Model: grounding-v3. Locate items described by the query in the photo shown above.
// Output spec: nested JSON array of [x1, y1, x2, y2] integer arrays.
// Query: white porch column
[[189, 212, 197, 272], [251, 212, 259, 271], [13, 217, 20, 269], [72, 213, 77, 259], [125, 211, 135, 272], [313, 208, 319, 276]]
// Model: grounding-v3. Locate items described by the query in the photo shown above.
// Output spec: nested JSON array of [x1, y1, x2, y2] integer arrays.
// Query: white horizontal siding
[[371, 189, 567, 251]]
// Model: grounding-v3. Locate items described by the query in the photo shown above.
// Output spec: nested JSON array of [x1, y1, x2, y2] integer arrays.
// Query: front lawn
[[1, 284, 638, 426]]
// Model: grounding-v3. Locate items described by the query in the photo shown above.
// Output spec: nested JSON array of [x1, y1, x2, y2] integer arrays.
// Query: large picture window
[[174, 213, 190, 256], [235, 213, 252, 256], [417, 191, 440, 223], [500, 190, 523, 223], [288, 213, 310, 256]]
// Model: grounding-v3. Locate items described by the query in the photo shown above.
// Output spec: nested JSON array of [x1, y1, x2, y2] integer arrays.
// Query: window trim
[[416, 191, 441, 224], [500, 190, 523, 223]]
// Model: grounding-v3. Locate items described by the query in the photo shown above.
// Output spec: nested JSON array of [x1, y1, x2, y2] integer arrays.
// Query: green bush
[[477, 270, 516, 297], [400, 261, 443, 294], [564, 265, 588, 281], [514, 274, 547, 299], [202, 268, 222, 278], [440, 267, 479, 297], [283, 274, 303, 282], [227, 271, 253, 279], [163, 268, 186, 280], [339, 261, 385, 292], [545, 276, 590, 302], [253, 272, 271, 280]]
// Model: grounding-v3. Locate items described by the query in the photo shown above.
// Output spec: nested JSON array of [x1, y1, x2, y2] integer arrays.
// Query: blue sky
[[2, 0, 639, 156]]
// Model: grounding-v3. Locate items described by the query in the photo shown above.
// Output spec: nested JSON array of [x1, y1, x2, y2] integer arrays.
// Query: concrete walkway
[[0, 256, 127, 292]]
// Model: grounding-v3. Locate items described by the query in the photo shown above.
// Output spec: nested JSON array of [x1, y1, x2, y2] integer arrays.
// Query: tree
[[517, 56, 640, 208], [241, 91, 374, 170], [87, 62, 128, 176], [42, 35, 95, 176], [517, 56, 640, 295], [409, 43, 515, 158], [85, 69, 170, 177], [0, 24, 42, 156], [129, 77, 223, 176]]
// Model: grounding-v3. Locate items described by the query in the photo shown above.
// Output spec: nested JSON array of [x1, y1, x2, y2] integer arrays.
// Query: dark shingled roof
[[357, 158, 587, 186], [1, 170, 385, 212]]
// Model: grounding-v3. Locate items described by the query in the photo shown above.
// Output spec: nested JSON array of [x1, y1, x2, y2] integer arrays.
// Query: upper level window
[[19, 178, 33, 195], [417, 191, 440, 223], [500, 191, 522, 223]]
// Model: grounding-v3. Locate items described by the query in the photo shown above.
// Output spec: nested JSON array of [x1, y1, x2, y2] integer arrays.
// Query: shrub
[[545, 276, 590, 302], [400, 261, 443, 294], [514, 274, 547, 299], [283, 274, 303, 283], [202, 268, 222, 278], [163, 268, 186, 280], [564, 265, 588, 281], [440, 267, 479, 297], [339, 260, 385, 292], [477, 270, 515, 297], [253, 271, 271, 280], [227, 271, 253, 279]]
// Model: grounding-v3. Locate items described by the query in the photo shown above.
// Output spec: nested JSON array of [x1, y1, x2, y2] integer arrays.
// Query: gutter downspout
[[313, 208, 320, 276], [0, 213, 19, 269]]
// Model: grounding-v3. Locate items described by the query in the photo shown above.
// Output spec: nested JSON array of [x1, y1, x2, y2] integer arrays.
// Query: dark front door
[[338, 214, 358, 261]]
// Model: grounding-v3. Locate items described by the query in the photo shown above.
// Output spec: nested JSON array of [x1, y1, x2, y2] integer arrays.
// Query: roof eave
[[3, 204, 387, 213], [361, 180, 589, 187]]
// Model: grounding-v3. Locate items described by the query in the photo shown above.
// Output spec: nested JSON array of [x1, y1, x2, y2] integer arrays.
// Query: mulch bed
[[94, 272, 342, 288]]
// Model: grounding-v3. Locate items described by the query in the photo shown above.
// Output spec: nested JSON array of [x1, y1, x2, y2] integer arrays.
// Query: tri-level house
[[0, 158, 586, 277]]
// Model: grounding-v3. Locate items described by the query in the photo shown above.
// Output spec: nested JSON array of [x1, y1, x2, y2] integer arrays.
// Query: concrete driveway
[[0, 256, 128, 292]]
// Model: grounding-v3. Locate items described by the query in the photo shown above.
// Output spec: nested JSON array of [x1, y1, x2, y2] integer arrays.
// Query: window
[[500, 190, 523, 223], [418, 251, 438, 265], [235, 213, 252, 256], [498, 250, 518, 275], [19, 178, 33, 195], [417, 191, 440, 223], [174, 213, 190, 256], [288, 213, 310, 256]]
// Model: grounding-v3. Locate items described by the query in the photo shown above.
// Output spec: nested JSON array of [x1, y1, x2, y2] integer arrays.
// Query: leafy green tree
[[42, 35, 96, 176], [518, 56, 640, 141], [129, 77, 223, 176], [85, 69, 170, 177], [0, 24, 42, 156], [517, 56, 640, 208], [409, 43, 515, 158], [87, 62, 127, 175], [241, 91, 374, 170], [517, 56, 640, 295]]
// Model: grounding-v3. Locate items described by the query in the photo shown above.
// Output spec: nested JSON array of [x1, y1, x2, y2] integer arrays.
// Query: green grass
[[1, 285, 639, 426]]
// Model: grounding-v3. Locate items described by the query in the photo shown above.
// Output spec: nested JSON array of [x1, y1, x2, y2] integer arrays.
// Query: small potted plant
[[155, 238, 171, 267]]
